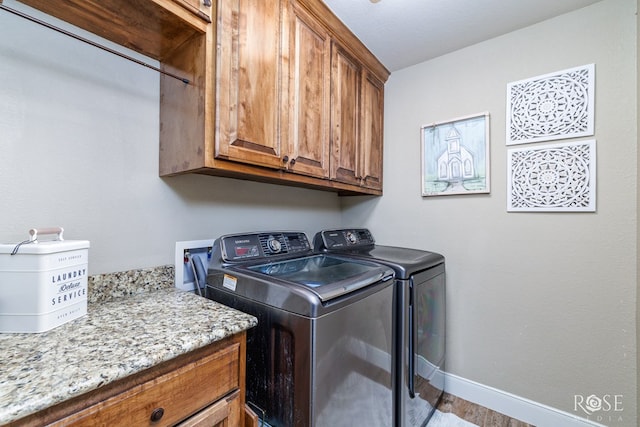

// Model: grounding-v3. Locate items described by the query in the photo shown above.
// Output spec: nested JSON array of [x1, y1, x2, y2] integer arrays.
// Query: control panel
[[315, 228, 375, 251], [220, 232, 311, 262]]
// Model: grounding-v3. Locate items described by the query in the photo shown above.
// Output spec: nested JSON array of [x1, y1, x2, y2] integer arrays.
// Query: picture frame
[[506, 64, 595, 145], [421, 112, 490, 196], [507, 139, 596, 212]]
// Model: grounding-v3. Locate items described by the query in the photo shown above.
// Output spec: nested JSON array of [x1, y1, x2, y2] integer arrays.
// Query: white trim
[[444, 373, 608, 427]]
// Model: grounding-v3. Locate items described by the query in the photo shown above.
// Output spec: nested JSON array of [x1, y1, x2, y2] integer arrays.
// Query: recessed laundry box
[[0, 228, 89, 333]]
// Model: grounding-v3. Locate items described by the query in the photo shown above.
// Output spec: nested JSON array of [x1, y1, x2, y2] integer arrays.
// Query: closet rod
[[0, 3, 190, 84]]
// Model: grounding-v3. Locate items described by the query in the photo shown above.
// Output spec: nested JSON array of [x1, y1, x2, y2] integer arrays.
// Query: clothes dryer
[[314, 229, 446, 427]]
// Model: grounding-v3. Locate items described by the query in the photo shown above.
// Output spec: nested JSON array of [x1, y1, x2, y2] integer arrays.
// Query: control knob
[[267, 236, 282, 253], [345, 231, 357, 244]]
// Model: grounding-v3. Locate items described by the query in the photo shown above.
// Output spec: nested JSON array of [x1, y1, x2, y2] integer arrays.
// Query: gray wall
[[1, 0, 637, 424], [637, 2, 640, 424], [343, 0, 637, 423], [0, 0, 342, 274]]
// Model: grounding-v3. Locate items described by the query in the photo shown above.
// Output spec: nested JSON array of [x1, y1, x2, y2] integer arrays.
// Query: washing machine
[[314, 228, 445, 427], [205, 231, 396, 427]]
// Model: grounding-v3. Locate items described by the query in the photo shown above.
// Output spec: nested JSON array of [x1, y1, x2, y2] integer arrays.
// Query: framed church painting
[[421, 112, 490, 196]]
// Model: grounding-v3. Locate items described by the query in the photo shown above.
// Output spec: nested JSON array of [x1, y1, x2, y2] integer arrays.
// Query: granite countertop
[[0, 287, 257, 425]]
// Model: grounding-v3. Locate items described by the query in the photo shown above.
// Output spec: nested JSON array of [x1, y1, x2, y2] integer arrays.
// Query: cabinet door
[[330, 43, 361, 186], [216, 0, 287, 169], [286, 3, 331, 178], [359, 71, 384, 190], [176, 390, 240, 427], [173, 0, 212, 21]]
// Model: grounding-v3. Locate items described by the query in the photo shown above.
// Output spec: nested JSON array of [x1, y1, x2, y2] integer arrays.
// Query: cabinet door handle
[[282, 155, 289, 163], [203, 0, 212, 6], [289, 158, 296, 166], [150, 407, 165, 422]]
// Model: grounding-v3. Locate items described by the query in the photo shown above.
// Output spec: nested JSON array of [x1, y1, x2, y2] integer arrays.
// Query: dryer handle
[[408, 278, 416, 399]]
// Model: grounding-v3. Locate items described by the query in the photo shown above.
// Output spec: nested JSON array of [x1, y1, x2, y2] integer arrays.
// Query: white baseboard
[[444, 373, 608, 427]]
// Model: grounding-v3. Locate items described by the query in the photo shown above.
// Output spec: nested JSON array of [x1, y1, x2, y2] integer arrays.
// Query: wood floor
[[437, 392, 535, 427]]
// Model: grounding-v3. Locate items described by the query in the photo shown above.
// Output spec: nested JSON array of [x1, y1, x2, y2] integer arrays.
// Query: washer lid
[[246, 254, 394, 301]]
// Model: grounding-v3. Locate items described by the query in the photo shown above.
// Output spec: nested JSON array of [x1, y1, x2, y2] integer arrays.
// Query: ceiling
[[322, 0, 601, 72]]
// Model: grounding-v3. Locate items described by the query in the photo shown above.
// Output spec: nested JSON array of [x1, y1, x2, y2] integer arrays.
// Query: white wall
[[343, 0, 638, 424], [0, 0, 342, 274]]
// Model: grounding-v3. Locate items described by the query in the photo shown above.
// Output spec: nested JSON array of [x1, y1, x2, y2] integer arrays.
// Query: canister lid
[[0, 240, 90, 255]]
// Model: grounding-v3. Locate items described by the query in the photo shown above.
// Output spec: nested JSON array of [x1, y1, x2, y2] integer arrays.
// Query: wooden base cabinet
[[16, 0, 389, 195], [11, 333, 255, 427], [175, 390, 241, 427]]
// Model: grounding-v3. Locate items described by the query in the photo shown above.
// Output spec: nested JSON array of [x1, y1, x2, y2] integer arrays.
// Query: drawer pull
[[150, 407, 165, 422]]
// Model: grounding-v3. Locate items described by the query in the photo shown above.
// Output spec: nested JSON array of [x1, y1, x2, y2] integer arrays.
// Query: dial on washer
[[267, 236, 282, 253]]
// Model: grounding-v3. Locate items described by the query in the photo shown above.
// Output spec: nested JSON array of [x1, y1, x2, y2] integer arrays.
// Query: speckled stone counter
[[87, 264, 176, 304], [0, 266, 257, 425]]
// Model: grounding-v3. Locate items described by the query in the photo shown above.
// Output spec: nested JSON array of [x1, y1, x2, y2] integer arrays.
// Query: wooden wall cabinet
[[16, 0, 210, 60], [330, 43, 362, 187], [174, 0, 213, 22], [287, 1, 332, 179], [359, 70, 385, 191], [329, 43, 384, 191], [207, 0, 389, 194], [215, 0, 287, 171], [12, 333, 255, 427], [16, 0, 389, 195]]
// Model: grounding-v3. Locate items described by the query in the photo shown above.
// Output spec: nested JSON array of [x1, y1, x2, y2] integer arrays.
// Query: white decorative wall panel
[[506, 64, 595, 145], [507, 140, 596, 212]]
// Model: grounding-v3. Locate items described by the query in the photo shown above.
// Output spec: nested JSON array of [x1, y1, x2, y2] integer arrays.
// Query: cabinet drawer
[[52, 342, 240, 427]]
